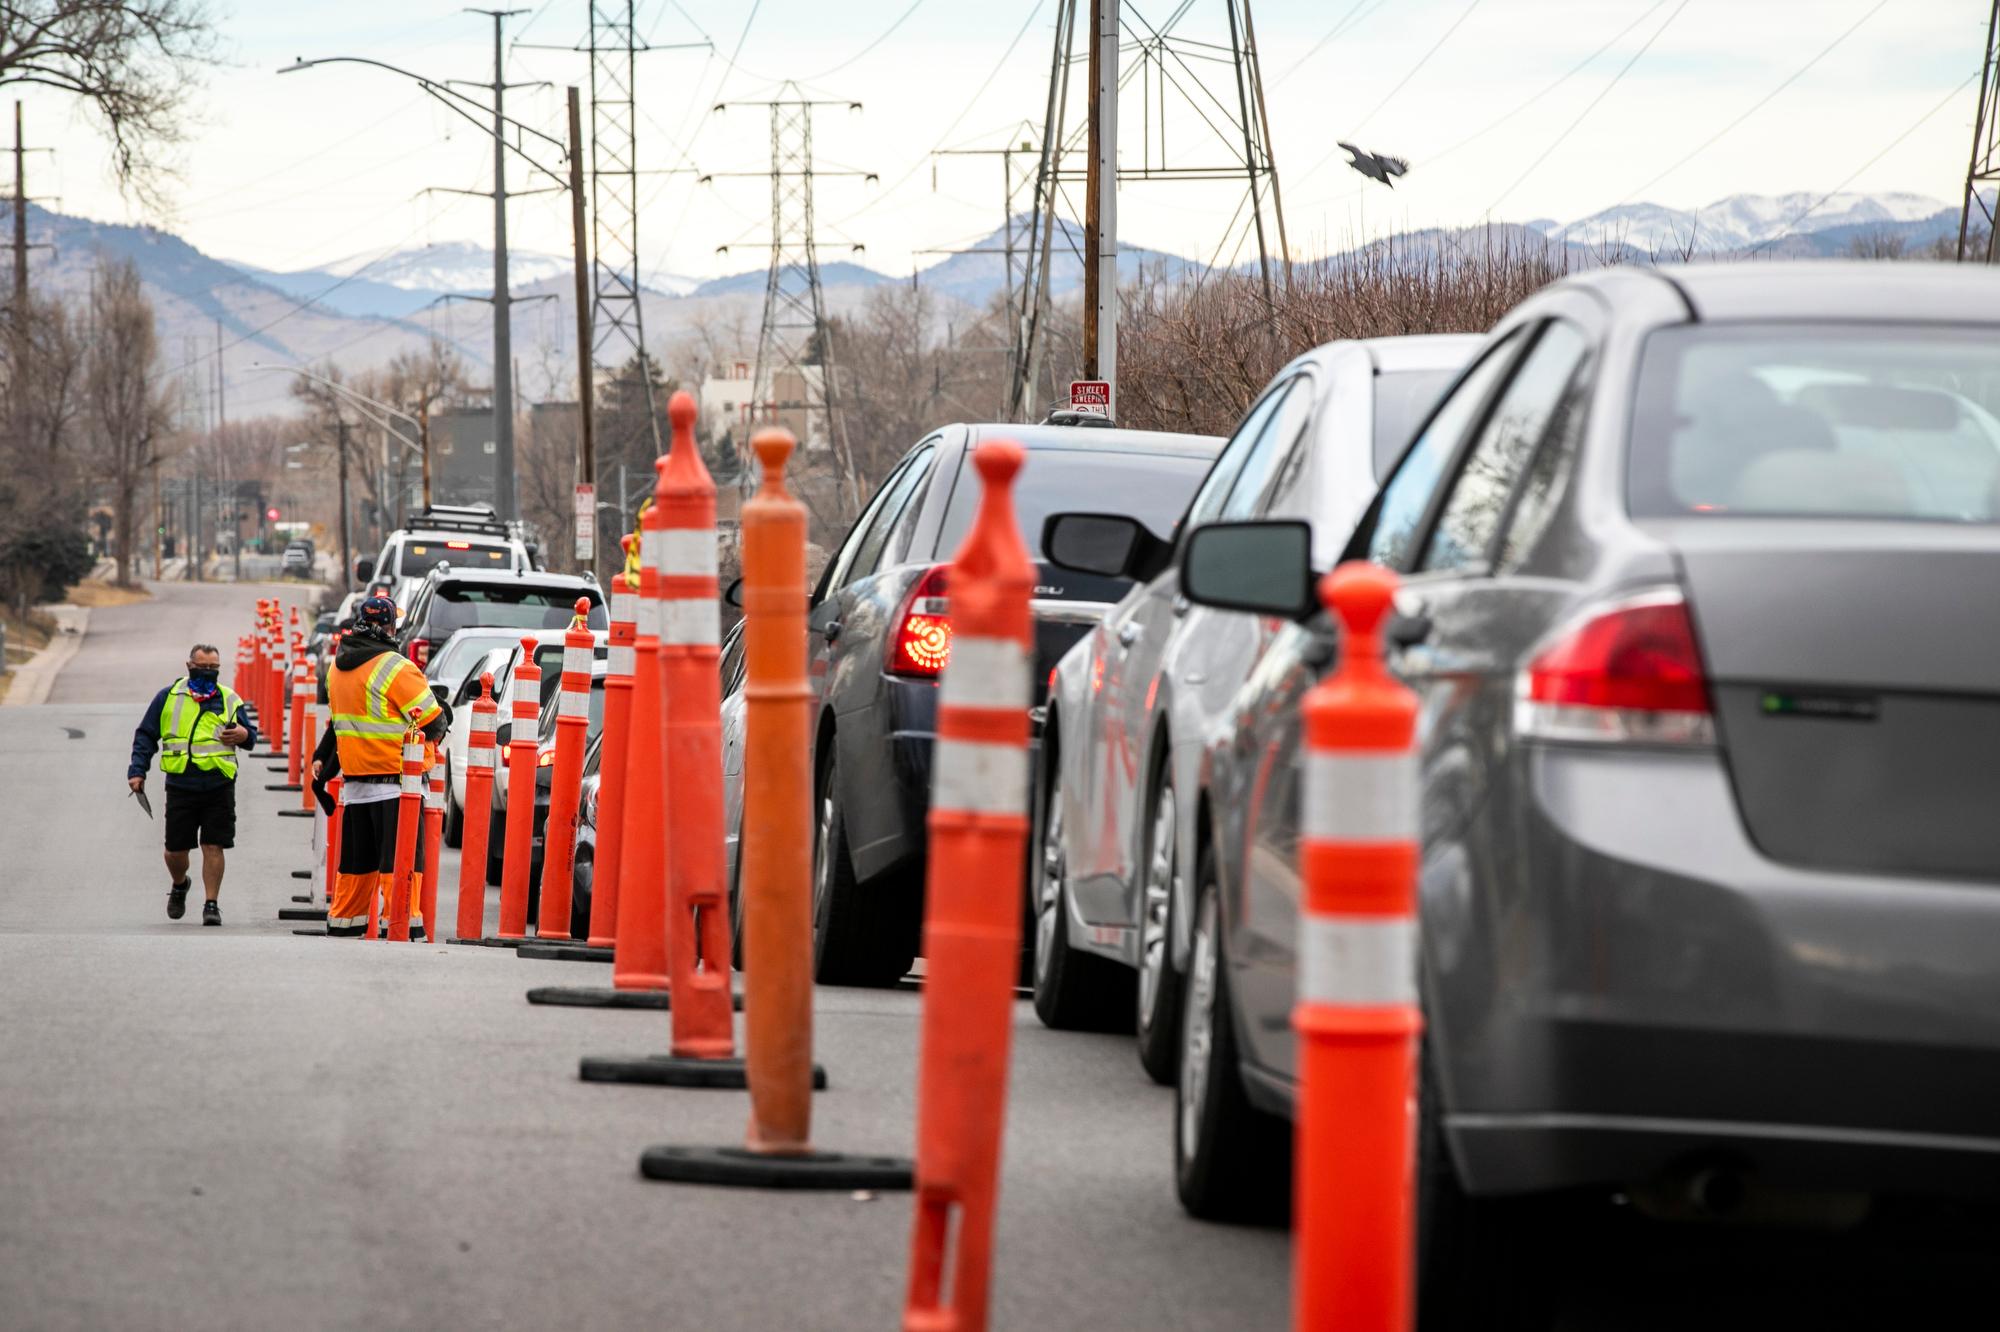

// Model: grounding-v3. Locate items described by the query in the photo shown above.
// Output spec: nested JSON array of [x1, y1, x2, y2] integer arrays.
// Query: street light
[[279, 19, 567, 526], [254, 363, 430, 530]]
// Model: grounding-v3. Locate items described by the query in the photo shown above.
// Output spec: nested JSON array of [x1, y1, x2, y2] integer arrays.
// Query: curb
[[1, 604, 90, 708]]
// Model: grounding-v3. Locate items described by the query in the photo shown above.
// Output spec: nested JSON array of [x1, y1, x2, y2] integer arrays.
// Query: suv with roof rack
[[355, 503, 538, 604]]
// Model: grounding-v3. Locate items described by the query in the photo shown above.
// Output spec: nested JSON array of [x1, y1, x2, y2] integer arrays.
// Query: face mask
[[188, 666, 220, 692]]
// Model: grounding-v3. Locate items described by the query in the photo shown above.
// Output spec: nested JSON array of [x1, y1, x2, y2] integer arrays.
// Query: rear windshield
[[400, 540, 513, 576], [539, 677, 607, 740], [428, 585, 607, 638], [936, 449, 1212, 557], [1630, 325, 2000, 524], [1371, 368, 1458, 480], [428, 633, 508, 683]]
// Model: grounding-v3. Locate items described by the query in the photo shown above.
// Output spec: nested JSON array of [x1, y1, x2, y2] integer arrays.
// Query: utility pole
[[475, 8, 525, 523], [707, 86, 875, 516], [925, 132, 1044, 414], [1082, 0, 1116, 411], [12, 102, 25, 323], [1959, 0, 2000, 262], [567, 85, 595, 565], [336, 419, 353, 592]]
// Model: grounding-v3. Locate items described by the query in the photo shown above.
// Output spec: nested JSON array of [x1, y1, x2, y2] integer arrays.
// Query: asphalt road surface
[[2, 580, 1991, 1330]]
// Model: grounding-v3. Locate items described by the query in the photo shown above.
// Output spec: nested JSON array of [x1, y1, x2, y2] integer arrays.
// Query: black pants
[[337, 796, 426, 875]]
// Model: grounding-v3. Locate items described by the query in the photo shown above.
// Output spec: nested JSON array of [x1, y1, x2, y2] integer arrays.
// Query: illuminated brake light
[[411, 639, 430, 667], [446, 540, 471, 550], [1514, 590, 1713, 746], [888, 565, 952, 678], [537, 749, 556, 767]]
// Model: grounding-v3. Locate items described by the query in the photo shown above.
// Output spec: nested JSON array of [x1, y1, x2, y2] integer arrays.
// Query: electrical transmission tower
[[706, 85, 874, 508], [922, 126, 1045, 415], [1959, 0, 2000, 262], [1011, 0, 1289, 418]]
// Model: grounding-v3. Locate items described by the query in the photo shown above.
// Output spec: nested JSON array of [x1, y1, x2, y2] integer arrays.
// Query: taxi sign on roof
[[1068, 380, 1111, 417]]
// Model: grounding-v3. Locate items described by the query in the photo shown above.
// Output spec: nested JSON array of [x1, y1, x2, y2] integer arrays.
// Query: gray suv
[[1174, 262, 2000, 1322]]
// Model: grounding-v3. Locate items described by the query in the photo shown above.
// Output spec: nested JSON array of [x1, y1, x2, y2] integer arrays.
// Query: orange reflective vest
[[327, 649, 442, 775]]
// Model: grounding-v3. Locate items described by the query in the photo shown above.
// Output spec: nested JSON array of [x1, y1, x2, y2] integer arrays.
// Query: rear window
[[1630, 325, 2000, 524], [400, 540, 513, 576], [1370, 368, 1458, 480], [936, 450, 1212, 557], [426, 584, 607, 638]]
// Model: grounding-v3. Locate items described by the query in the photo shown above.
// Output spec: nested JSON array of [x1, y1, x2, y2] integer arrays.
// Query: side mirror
[[1179, 520, 1316, 619], [1042, 512, 1169, 582], [353, 557, 375, 583], [431, 682, 450, 705], [723, 577, 744, 608]]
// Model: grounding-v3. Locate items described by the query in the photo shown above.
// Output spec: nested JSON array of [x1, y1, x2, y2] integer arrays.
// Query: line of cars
[[701, 262, 2000, 1325]]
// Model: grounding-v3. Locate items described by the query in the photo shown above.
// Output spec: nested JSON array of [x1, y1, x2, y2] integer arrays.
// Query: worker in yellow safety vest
[[309, 595, 448, 937]]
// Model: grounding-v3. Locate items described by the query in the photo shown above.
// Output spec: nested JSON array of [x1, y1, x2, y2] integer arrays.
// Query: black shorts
[[337, 794, 425, 875], [164, 783, 236, 852]]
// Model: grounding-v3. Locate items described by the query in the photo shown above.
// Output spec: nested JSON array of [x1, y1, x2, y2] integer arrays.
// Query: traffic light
[[267, 506, 280, 522]]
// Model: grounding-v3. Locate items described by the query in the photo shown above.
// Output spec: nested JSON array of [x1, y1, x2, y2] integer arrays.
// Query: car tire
[[1135, 771, 1188, 1085], [1415, 1041, 1559, 1331], [811, 748, 917, 987], [1174, 866, 1290, 1223], [1031, 748, 1132, 1032], [442, 756, 463, 848], [485, 808, 506, 887]]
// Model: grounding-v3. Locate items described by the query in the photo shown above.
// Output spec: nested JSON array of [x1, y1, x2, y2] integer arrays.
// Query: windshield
[[399, 539, 513, 576], [428, 632, 510, 684], [1630, 325, 2000, 524], [1371, 368, 1458, 480], [428, 585, 607, 638], [936, 449, 1212, 557]]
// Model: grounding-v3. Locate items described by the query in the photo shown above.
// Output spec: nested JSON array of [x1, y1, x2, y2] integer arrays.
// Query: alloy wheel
[[1179, 891, 1218, 1162], [1034, 775, 1065, 989], [1138, 787, 1178, 1027]]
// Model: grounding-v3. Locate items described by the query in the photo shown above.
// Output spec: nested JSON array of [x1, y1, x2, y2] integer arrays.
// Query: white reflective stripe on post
[[471, 711, 497, 738], [401, 743, 426, 795], [662, 598, 719, 646], [641, 528, 665, 577], [1302, 752, 1419, 843], [559, 688, 589, 718], [931, 737, 1028, 816], [938, 636, 1030, 710], [511, 673, 537, 712], [608, 644, 635, 677], [635, 589, 661, 639], [561, 644, 593, 677], [1297, 915, 1418, 1007], [611, 590, 636, 626], [425, 776, 445, 810], [660, 529, 718, 576], [468, 743, 495, 767]]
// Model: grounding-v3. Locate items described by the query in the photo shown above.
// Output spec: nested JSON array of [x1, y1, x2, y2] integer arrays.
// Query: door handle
[[1171, 595, 1191, 618], [1117, 621, 1143, 648], [821, 619, 842, 643]]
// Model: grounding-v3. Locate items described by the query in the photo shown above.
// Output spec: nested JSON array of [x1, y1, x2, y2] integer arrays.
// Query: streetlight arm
[[250, 364, 424, 456]]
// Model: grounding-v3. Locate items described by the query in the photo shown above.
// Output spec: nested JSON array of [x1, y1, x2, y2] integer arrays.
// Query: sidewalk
[[0, 604, 90, 708]]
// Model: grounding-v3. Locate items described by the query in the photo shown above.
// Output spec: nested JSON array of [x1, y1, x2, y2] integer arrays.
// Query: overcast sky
[[14, 0, 1991, 280]]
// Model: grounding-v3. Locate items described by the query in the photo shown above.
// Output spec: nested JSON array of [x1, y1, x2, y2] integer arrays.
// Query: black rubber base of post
[[638, 1145, 911, 1191], [445, 936, 521, 948], [276, 809, 312, 818], [290, 893, 311, 903], [265, 783, 302, 792], [290, 870, 313, 880], [525, 986, 671, 1009], [580, 1054, 806, 1091], [265, 764, 288, 772], [279, 906, 327, 921], [516, 942, 613, 963], [292, 927, 328, 937]]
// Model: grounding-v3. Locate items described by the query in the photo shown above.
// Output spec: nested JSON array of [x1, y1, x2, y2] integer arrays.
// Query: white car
[[438, 632, 605, 850]]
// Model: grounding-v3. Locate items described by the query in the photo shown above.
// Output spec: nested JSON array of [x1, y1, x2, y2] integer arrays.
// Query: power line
[[1485, 0, 1693, 215], [1268, 0, 1383, 89], [1751, 69, 1981, 255], [804, 0, 930, 81], [1620, 0, 1891, 206]]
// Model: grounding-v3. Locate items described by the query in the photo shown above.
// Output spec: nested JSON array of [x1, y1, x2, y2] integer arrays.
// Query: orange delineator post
[[497, 637, 543, 941], [611, 493, 670, 991], [300, 704, 319, 811], [287, 645, 310, 786], [323, 775, 344, 913], [421, 752, 445, 947], [586, 566, 637, 949], [657, 391, 734, 1057], [536, 598, 594, 941], [455, 673, 500, 942], [743, 428, 820, 1149], [902, 440, 1036, 1332], [1294, 563, 1423, 1332], [267, 611, 291, 755], [385, 729, 427, 942]]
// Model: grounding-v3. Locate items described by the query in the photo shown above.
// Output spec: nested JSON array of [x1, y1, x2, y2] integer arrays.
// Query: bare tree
[[0, 1, 218, 210], [84, 256, 174, 586]]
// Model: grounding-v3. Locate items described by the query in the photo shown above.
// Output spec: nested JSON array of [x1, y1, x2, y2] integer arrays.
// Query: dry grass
[[64, 578, 151, 608]]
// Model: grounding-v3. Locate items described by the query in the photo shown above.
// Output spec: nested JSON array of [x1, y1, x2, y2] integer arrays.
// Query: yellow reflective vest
[[159, 680, 245, 780]]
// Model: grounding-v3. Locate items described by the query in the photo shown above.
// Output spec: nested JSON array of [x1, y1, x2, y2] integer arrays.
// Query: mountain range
[[15, 189, 1970, 421]]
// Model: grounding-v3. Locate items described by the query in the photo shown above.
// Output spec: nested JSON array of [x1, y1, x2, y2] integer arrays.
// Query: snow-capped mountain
[[1554, 191, 1955, 254], [319, 240, 574, 293]]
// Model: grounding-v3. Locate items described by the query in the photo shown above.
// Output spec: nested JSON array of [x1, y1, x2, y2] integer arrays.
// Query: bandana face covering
[[187, 666, 221, 698]]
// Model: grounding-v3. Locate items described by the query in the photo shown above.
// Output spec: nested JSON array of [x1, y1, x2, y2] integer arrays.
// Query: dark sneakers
[[167, 879, 191, 920], [202, 900, 221, 927]]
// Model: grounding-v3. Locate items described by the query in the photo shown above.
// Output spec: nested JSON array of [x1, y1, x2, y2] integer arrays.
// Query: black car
[[396, 567, 606, 673], [778, 421, 1223, 986]]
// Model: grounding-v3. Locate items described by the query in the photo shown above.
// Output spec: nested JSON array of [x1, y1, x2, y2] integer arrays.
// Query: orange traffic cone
[[495, 637, 543, 942], [385, 729, 427, 942], [902, 440, 1035, 1332], [1294, 563, 1422, 1332], [585, 565, 638, 949], [451, 673, 500, 944], [533, 598, 594, 941], [636, 426, 899, 1187], [421, 749, 444, 946]]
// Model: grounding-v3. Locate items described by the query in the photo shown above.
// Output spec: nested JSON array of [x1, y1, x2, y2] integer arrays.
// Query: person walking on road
[[128, 643, 258, 926], [310, 596, 447, 938]]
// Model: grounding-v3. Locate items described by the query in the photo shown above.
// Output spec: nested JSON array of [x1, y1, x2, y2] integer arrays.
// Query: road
[[0, 578, 1287, 1331], [4, 579, 1993, 1331]]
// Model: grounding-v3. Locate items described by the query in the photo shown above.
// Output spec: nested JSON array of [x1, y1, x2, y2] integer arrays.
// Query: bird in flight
[[1339, 143, 1410, 188]]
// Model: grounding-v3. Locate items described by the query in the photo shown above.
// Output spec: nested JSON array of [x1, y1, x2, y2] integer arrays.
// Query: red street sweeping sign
[[1068, 380, 1111, 416]]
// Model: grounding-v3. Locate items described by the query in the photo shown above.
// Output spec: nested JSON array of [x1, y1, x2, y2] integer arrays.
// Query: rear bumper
[[1433, 746, 2000, 1199]]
